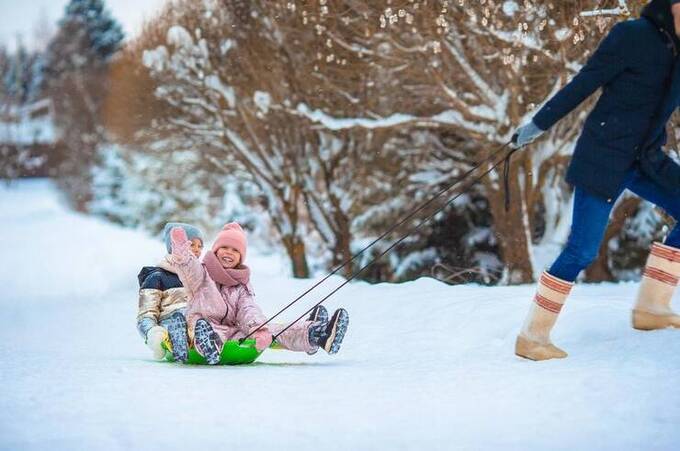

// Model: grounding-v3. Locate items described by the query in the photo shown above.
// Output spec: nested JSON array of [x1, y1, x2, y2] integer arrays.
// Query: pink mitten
[[171, 226, 188, 247], [252, 329, 273, 352], [170, 227, 192, 260]]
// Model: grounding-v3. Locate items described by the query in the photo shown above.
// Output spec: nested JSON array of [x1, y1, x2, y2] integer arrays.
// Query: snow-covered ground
[[1, 179, 679, 451]]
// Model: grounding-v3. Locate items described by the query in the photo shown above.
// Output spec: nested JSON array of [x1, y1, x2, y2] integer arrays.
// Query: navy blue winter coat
[[533, 14, 680, 200], [138, 266, 183, 291]]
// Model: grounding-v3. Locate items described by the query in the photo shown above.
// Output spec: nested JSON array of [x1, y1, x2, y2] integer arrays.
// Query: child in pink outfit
[[169, 222, 349, 364]]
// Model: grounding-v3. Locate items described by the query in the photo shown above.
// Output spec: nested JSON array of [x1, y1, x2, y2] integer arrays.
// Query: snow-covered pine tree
[[47, 0, 124, 72], [26, 54, 45, 104], [44, 0, 124, 210], [2, 42, 36, 105]]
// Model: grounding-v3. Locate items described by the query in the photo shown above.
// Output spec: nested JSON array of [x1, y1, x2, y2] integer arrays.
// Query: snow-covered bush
[[101, 0, 666, 284]]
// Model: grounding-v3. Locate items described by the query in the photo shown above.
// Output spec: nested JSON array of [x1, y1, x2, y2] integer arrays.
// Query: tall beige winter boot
[[632, 242, 680, 330], [515, 271, 573, 361]]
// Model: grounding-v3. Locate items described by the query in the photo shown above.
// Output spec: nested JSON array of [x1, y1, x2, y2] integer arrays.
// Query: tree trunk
[[331, 211, 354, 279], [282, 235, 310, 278], [484, 163, 534, 284]]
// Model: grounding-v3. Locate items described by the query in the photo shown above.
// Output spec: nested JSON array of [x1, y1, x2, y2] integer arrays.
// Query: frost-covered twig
[[580, 0, 630, 17]]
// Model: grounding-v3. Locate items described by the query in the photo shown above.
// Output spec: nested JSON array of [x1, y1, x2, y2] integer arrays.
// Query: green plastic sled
[[163, 339, 263, 365]]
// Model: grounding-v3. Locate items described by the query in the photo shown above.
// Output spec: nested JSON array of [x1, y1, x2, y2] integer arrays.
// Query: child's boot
[[307, 304, 329, 324], [162, 311, 189, 363], [515, 271, 573, 361], [304, 305, 329, 355], [633, 242, 680, 330], [309, 308, 349, 354], [194, 319, 223, 365]]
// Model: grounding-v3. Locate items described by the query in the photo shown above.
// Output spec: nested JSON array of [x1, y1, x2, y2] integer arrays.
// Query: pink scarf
[[203, 251, 250, 287]]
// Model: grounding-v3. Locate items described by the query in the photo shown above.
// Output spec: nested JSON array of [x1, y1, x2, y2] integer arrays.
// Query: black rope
[[240, 140, 514, 343], [270, 142, 517, 342]]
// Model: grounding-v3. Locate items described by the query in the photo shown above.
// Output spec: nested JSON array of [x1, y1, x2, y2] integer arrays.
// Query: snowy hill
[[1, 179, 679, 451]]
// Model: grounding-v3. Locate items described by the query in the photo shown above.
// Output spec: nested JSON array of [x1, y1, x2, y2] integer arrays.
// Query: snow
[[296, 103, 415, 130], [142, 45, 168, 72], [295, 103, 497, 136], [204, 74, 236, 108], [554, 28, 572, 42], [219, 39, 235, 55], [167, 25, 194, 49], [503, 1, 520, 17], [253, 90, 272, 114], [0, 100, 57, 145], [0, 115, 55, 145], [2, 180, 680, 450], [580, 1, 631, 18]]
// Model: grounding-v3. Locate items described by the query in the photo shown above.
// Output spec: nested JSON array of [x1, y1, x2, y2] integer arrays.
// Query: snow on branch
[[580, 0, 630, 17], [294, 103, 498, 136]]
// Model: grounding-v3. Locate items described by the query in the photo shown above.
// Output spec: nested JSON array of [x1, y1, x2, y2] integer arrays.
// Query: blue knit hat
[[162, 222, 204, 253]]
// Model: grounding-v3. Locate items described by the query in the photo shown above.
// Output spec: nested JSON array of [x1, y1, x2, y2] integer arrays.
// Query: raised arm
[[169, 227, 210, 297]]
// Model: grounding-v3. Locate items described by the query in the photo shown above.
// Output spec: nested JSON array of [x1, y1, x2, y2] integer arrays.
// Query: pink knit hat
[[211, 222, 248, 263]]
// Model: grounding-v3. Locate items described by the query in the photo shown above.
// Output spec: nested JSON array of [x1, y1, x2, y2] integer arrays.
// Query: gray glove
[[512, 121, 544, 148]]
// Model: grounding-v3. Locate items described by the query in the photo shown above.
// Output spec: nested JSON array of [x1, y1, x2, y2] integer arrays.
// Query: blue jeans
[[549, 168, 680, 282]]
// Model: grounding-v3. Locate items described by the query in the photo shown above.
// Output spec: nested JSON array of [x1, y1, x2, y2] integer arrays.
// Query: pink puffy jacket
[[170, 234, 264, 343]]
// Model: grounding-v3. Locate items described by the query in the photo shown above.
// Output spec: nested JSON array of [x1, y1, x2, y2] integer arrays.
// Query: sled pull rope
[[238, 141, 514, 343], [271, 142, 516, 341], [242, 140, 515, 343], [266, 141, 518, 342]]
